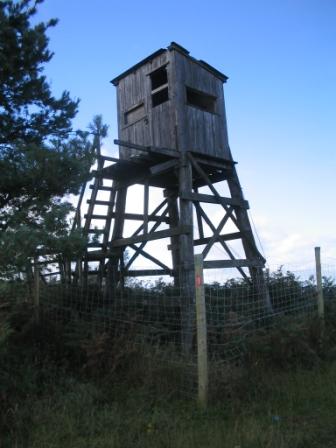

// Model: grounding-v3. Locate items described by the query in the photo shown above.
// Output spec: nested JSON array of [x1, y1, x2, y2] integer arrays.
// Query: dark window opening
[[186, 87, 216, 113], [152, 87, 169, 107], [150, 66, 168, 90]]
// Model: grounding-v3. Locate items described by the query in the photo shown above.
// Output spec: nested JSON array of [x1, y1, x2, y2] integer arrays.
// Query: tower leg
[[178, 155, 196, 352], [227, 168, 272, 312], [106, 186, 127, 299], [166, 189, 181, 288]]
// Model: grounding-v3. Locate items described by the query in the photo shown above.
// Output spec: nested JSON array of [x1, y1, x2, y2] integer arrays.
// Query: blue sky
[[36, 0, 336, 268]]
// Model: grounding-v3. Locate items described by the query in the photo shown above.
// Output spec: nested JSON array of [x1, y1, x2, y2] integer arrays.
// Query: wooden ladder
[[79, 155, 118, 287]]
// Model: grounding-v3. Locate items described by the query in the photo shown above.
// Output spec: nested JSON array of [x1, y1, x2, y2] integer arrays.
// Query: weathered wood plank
[[128, 244, 170, 271], [143, 181, 149, 234], [191, 154, 233, 169], [125, 209, 169, 270], [111, 225, 192, 248], [202, 214, 230, 258], [179, 191, 249, 208], [203, 259, 264, 269], [123, 269, 172, 277], [168, 232, 242, 250], [149, 159, 178, 175], [89, 185, 114, 191], [114, 139, 180, 158], [85, 206, 170, 223]]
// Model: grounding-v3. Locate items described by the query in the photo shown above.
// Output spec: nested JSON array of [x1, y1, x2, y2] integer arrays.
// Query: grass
[[2, 302, 336, 447], [3, 345, 336, 447], [3, 364, 336, 447]]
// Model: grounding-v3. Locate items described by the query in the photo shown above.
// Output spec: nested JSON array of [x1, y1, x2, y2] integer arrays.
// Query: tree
[[0, 0, 101, 277]]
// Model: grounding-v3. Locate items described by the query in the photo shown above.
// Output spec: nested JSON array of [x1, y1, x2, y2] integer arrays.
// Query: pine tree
[[0, 0, 101, 277]]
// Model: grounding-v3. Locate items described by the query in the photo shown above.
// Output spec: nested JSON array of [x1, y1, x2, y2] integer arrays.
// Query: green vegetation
[[0, 0, 102, 278], [1, 297, 336, 448]]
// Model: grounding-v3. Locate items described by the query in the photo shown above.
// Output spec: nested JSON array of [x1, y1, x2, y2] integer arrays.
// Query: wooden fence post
[[194, 253, 208, 407], [314, 247, 324, 321], [33, 257, 40, 322]]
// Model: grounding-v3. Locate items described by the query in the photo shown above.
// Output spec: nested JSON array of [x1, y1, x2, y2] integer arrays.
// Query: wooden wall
[[173, 50, 230, 159], [116, 51, 176, 159], [115, 46, 231, 161]]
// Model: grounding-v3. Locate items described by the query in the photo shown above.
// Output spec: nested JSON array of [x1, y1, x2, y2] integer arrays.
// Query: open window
[[150, 66, 169, 107], [186, 87, 216, 113]]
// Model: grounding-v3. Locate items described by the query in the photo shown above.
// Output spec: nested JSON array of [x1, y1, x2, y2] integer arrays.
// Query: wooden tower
[[81, 42, 268, 304]]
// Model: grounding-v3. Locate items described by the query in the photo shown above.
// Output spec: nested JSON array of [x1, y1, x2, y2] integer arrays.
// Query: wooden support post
[[194, 254, 208, 407], [143, 181, 149, 234], [59, 260, 65, 284], [98, 183, 117, 287], [179, 154, 195, 352], [315, 246, 324, 321], [167, 189, 181, 287], [194, 188, 204, 239], [65, 259, 72, 285], [33, 257, 40, 322], [107, 186, 127, 297]]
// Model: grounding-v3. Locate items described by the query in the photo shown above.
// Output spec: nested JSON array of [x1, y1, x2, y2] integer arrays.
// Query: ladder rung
[[84, 214, 108, 220], [102, 156, 119, 162], [89, 185, 114, 191], [87, 200, 112, 206], [87, 229, 107, 234]]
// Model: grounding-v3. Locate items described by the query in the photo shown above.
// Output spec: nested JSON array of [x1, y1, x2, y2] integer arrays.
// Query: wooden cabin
[[111, 42, 231, 160]]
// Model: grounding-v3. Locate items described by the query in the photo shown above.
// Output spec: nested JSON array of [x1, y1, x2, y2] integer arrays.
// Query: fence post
[[33, 257, 40, 322], [194, 253, 208, 407], [314, 247, 324, 321]]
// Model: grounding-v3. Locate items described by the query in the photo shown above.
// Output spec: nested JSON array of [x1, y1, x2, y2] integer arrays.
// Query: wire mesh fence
[[25, 259, 335, 399]]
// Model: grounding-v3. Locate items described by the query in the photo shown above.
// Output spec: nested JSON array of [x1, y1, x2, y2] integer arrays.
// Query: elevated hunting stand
[[78, 42, 269, 314]]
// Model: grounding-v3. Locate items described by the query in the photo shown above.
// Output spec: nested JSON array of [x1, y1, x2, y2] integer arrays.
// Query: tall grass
[[1, 274, 336, 447], [1, 303, 336, 447], [5, 361, 336, 447]]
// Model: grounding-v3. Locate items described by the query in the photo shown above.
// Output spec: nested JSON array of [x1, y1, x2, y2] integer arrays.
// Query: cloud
[[252, 212, 336, 272]]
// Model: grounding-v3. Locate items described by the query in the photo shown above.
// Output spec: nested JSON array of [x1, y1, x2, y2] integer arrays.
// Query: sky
[[35, 0, 336, 271]]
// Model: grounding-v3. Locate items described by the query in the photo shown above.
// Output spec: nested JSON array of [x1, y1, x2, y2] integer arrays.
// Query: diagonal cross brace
[[187, 152, 265, 264], [194, 202, 249, 282], [125, 207, 170, 270]]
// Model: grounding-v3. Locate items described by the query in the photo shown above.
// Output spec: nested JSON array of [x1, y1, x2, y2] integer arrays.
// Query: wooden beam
[[168, 232, 242, 250], [143, 181, 149, 234], [100, 155, 120, 163], [114, 139, 180, 159], [84, 214, 108, 220], [111, 225, 192, 248], [166, 190, 180, 287], [202, 214, 233, 258], [203, 259, 264, 269], [194, 188, 204, 239], [193, 203, 250, 282], [85, 251, 118, 261], [87, 228, 107, 234], [129, 199, 168, 237], [188, 152, 265, 265], [88, 269, 173, 277], [85, 206, 170, 223], [89, 185, 114, 191], [179, 192, 249, 209], [125, 206, 170, 270], [186, 153, 238, 224], [149, 159, 178, 176], [189, 150, 236, 166], [191, 154, 234, 170], [123, 269, 172, 277], [129, 244, 170, 271]]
